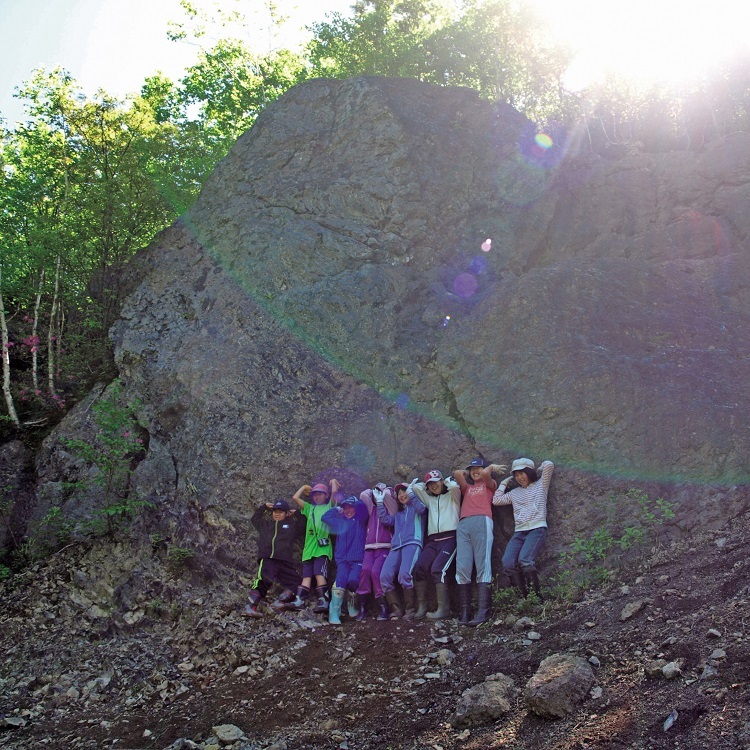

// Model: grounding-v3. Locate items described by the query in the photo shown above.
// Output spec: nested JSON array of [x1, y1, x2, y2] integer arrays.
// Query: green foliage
[[0, 563, 10, 581], [555, 489, 676, 598], [62, 379, 149, 536], [307, 0, 572, 123]]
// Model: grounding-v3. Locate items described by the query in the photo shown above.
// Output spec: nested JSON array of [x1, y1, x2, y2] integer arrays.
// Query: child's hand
[[300, 484, 312, 495], [264, 502, 274, 509]]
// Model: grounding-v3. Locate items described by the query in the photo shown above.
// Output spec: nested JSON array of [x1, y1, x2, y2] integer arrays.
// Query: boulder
[[524, 653, 595, 718], [452, 672, 518, 727], [29, 77, 750, 564]]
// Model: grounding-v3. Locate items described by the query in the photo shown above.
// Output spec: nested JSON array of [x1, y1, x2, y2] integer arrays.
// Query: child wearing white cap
[[493, 458, 555, 600]]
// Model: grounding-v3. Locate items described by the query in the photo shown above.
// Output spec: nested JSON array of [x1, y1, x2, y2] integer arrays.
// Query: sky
[[2, 0, 750, 127]]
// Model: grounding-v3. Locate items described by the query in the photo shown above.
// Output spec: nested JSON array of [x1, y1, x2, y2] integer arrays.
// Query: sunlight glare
[[532, 0, 750, 90]]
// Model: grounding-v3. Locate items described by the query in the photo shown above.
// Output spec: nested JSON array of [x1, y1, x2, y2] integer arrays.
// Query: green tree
[[0, 69, 186, 426]]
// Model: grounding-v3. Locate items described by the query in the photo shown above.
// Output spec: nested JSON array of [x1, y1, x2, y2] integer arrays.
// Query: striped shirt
[[493, 461, 554, 531]]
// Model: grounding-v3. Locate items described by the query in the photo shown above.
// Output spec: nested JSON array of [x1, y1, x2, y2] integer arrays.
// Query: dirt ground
[[1, 512, 749, 750]]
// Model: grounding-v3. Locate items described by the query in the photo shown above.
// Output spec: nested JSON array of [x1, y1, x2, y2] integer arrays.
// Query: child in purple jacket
[[378, 483, 427, 619], [355, 483, 398, 621]]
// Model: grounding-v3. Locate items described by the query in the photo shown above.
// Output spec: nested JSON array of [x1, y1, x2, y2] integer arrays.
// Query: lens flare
[[453, 272, 478, 299], [481, 238, 492, 253], [396, 393, 410, 409], [442, 315, 451, 327], [535, 133, 554, 149]]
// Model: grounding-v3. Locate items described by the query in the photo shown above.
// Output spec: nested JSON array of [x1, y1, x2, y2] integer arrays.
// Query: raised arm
[[292, 484, 311, 509], [539, 460, 555, 494], [453, 469, 468, 491]]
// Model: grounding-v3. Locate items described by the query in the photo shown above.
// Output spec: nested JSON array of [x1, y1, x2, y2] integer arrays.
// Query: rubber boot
[[328, 587, 345, 625], [289, 585, 309, 610], [524, 570, 545, 602], [385, 590, 404, 620], [270, 589, 294, 611], [376, 596, 389, 621], [356, 594, 370, 621], [243, 591, 264, 618], [413, 580, 430, 619], [467, 583, 492, 627], [426, 582, 450, 620], [312, 585, 329, 614], [347, 592, 360, 619], [457, 583, 472, 625], [509, 570, 528, 599], [402, 587, 417, 620]]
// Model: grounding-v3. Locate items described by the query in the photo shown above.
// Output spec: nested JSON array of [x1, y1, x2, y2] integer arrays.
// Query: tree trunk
[[0, 266, 21, 428], [47, 255, 61, 398], [32, 267, 45, 392]]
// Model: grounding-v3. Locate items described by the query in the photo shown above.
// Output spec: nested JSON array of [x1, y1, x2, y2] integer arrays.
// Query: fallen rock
[[524, 654, 595, 719], [620, 600, 647, 621], [451, 673, 518, 728], [212, 724, 246, 744]]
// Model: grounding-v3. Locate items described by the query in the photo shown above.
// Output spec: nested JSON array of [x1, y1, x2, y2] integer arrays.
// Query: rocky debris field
[[1, 511, 749, 750]]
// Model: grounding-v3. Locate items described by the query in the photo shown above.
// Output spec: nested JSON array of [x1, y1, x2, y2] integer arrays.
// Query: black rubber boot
[[524, 569, 545, 602], [509, 570, 528, 598], [385, 590, 404, 620], [312, 585, 329, 613], [466, 583, 492, 627], [402, 587, 417, 620], [457, 583, 472, 625], [376, 596, 389, 621], [356, 594, 370, 621], [413, 580, 430, 619]]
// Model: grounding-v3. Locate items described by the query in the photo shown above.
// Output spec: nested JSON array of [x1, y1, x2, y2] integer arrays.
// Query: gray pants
[[456, 515, 494, 584]]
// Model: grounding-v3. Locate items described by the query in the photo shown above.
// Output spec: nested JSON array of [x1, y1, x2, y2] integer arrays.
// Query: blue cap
[[340, 496, 358, 507], [466, 458, 488, 470], [272, 498, 290, 511]]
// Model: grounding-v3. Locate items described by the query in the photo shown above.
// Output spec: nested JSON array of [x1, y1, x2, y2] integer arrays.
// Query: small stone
[[527, 631, 542, 641], [588, 656, 601, 668], [142, 729, 153, 738], [585, 621, 596, 628], [456, 729, 470, 740], [662, 662, 682, 679], [709, 649, 726, 660], [707, 628, 722, 638], [212, 724, 245, 743], [620, 600, 646, 621], [0, 716, 27, 728], [436, 649, 455, 665], [700, 664, 719, 681], [645, 659, 667, 678], [590, 686, 603, 699], [715, 537, 727, 548]]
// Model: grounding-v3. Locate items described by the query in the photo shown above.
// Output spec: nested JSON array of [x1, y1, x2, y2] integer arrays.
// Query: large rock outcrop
[[34, 77, 750, 557]]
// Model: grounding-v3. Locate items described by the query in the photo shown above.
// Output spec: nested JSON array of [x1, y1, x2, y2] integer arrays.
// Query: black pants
[[412, 536, 457, 584], [252, 558, 301, 598]]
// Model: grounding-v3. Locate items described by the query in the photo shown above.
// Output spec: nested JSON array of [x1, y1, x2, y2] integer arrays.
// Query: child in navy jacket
[[322, 496, 368, 624]]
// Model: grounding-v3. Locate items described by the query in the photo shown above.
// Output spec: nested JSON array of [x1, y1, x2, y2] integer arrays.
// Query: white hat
[[511, 457, 535, 473]]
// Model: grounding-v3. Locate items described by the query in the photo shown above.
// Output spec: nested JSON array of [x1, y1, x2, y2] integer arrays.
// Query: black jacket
[[251, 506, 304, 562]]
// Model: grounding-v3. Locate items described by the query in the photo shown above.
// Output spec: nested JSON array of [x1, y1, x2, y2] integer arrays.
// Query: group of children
[[244, 456, 554, 626]]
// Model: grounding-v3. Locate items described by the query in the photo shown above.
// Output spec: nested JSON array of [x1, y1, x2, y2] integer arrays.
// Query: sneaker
[[312, 596, 329, 614], [242, 603, 263, 618], [287, 596, 305, 611]]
